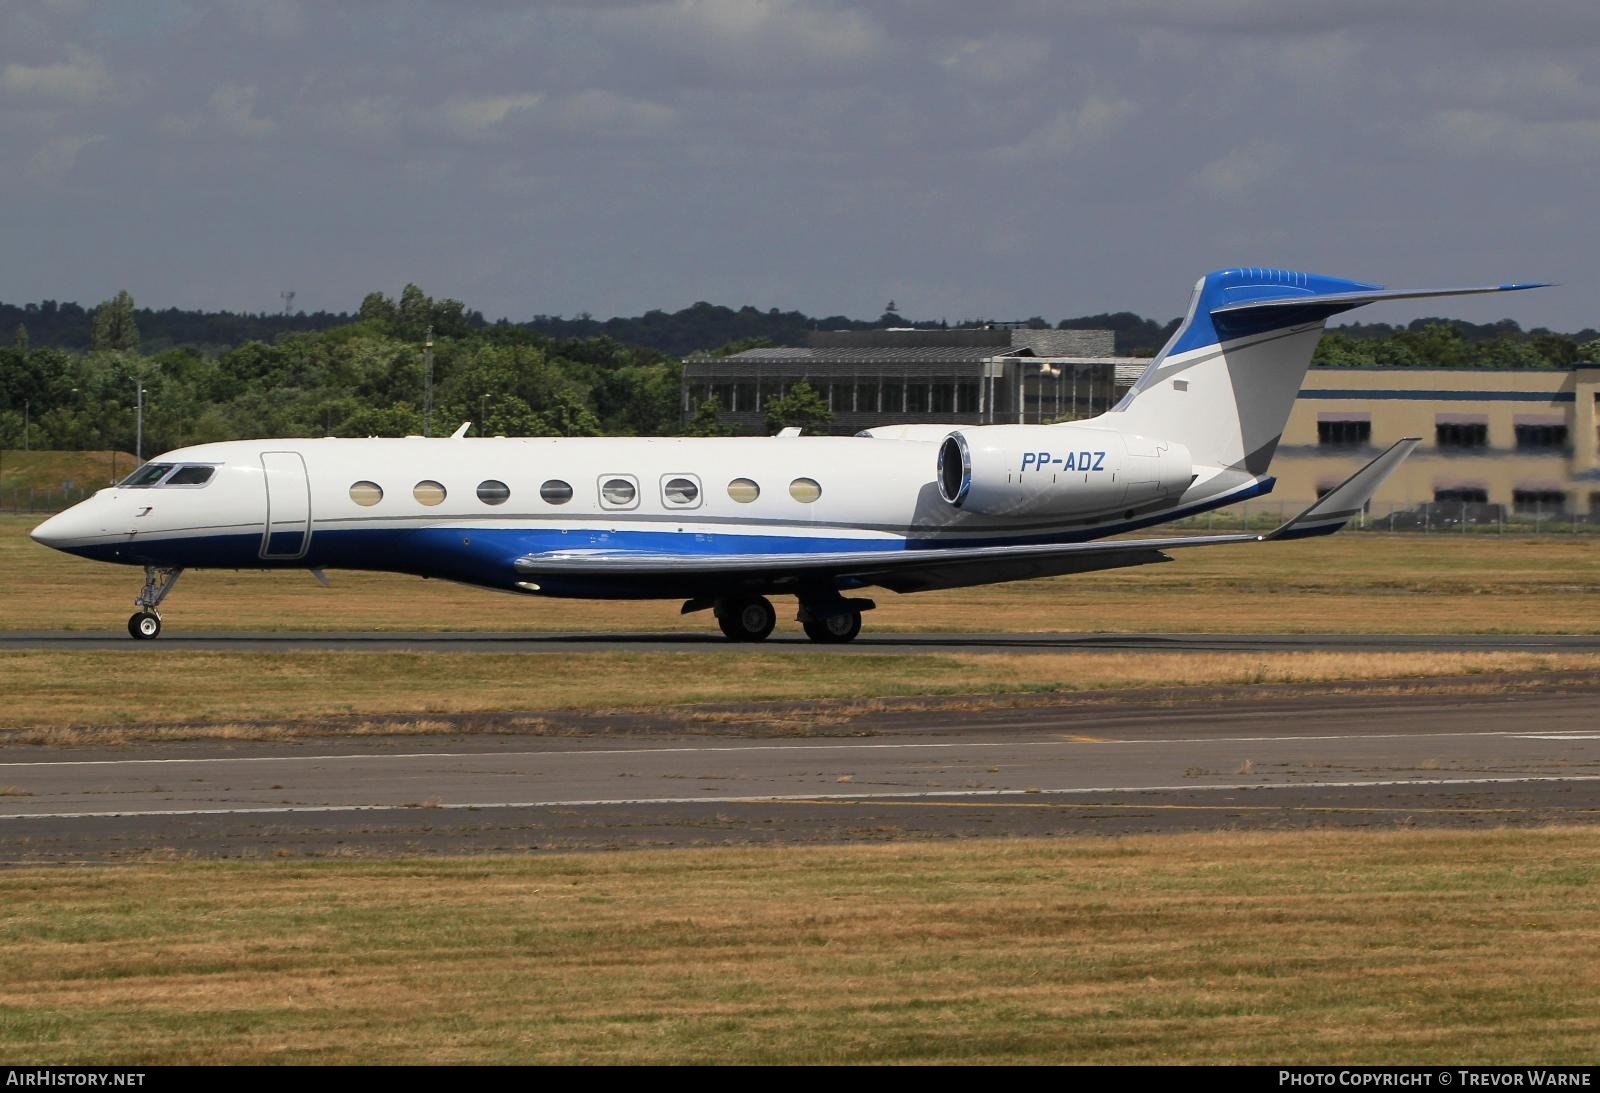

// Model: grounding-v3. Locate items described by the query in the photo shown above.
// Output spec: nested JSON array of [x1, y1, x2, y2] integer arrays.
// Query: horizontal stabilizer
[[1263, 438, 1420, 541], [1211, 281, 1549, 319]]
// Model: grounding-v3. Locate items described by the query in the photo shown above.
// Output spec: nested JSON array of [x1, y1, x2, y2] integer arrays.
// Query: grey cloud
[[0, 1, 1589, 331], [2, 46, 110, 102]]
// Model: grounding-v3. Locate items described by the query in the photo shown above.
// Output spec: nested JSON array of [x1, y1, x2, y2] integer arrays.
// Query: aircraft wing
[[512, 439, 1417, 594]]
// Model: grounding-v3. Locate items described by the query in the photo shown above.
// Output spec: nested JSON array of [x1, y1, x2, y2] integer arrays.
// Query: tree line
[[0, 286, 694, 455]]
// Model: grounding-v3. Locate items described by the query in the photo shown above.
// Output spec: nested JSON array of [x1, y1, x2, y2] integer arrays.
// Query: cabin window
[[727, 478, 760, 503], [789, 477, 822, 503], [349, 481, 383, 506], [540, 480, 573, 505], [165, 465, 216, 487], [413, 480, 447, 506], [662, 476, 701, 507], [120, 464, 173, 488], [476, 480, 511, 505], [599, 475, 638, 509]]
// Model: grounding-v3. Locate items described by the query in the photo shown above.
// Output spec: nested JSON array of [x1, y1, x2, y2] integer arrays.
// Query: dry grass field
[[1, 830, 1596, 1065], [5, 514, 1599, 635], [2, 648, 1596, 741]]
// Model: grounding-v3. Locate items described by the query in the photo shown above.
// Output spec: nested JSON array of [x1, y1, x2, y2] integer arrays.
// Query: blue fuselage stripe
[[59, 477, 1277, 598]]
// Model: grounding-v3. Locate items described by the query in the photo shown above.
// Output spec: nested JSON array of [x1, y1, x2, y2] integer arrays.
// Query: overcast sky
[[2, 1, 1595, 331]]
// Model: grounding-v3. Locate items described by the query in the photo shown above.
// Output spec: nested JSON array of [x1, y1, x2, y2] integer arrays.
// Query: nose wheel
[[127, 565, 183, 640]]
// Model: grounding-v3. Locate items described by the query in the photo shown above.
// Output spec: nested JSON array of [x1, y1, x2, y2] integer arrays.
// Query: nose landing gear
[[128, 565, 183, 640]]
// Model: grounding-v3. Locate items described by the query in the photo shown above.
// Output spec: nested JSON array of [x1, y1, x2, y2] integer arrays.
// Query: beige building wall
[[1270, 368, 1600, 513]]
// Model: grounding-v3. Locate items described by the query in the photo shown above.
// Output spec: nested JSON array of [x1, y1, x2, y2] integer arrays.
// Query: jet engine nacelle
[[937, 425, 1193, 518]]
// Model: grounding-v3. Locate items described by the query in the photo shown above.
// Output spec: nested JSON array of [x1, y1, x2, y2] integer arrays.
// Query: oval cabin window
[[476, 480, 510, 506], [664, 477, 699, 505], [540, 480, 573, 505], [350, 481, 383, 507], [789, 477, 822, 503], [413, 480, 447, 506], [727, 478, 760, 503], [601, 478, 637, 506]]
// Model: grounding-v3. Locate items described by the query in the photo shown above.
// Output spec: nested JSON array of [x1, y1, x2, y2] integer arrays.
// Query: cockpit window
[[118, 463, 217, 488], [120, 464, 174, 488], [165, 466, 215, 486]]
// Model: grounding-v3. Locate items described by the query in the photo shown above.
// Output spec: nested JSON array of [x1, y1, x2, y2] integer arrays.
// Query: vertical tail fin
[[1105, 268, 1545, 483]]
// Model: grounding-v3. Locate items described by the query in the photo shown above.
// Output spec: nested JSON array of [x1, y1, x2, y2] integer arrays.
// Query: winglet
[[1262, 438, 1420, 541]]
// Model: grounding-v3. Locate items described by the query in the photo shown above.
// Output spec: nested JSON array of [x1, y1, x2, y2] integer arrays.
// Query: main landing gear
[[128, 565, 183, 640], [698, 594, 875, 644], [715, 595, 777, 642], [801, 610, 862, 644]]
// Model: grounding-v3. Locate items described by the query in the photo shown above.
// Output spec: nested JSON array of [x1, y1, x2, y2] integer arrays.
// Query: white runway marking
[[3, 773, 1599, 822], [0, 726, 1591, 768]]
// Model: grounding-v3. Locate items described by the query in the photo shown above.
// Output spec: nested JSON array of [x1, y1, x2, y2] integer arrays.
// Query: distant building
[[1272, 367, 1600, 515], [682, 326, 1144, 433]]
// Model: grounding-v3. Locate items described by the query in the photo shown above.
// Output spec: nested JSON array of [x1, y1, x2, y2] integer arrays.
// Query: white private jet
[[32, 268, 1542, 642]]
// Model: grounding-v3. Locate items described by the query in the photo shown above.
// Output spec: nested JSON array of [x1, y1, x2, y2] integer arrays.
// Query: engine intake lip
[[937, 432, 971, 506]]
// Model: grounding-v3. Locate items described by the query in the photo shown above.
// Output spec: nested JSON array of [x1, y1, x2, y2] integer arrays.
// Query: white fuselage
[[29, 428, 1268, 598]]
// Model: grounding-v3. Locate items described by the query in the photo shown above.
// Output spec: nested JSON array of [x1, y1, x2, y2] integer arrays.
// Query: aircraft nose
[[30, 504, 100, 550], [29, 512, 69, 548]]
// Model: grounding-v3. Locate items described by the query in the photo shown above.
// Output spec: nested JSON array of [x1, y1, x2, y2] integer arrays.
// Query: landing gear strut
[[128, 565, 183, 640], [715, 595, 776, 642]]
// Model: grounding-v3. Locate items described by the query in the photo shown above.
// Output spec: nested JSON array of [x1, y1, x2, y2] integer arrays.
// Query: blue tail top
[[1165, 267, 1547, 357]]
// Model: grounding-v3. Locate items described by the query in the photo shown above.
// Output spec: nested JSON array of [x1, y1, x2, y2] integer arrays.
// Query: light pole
[[422, 325, 434, 437], [135, 383, 145, 464], [480, 393, 488, 434], [22, 399, 28, 451]]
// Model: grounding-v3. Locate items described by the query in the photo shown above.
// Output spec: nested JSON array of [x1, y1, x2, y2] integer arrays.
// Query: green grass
[[0, 450, 131, 494], [1, 830, 1597, 1064]]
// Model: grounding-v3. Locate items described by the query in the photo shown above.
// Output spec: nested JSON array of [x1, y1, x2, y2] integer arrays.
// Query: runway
[[6, 629, 1600, 654], [1, 678, 1597, 861]]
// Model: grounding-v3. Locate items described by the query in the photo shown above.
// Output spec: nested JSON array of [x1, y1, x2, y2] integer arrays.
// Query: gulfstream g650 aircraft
[[31, 268, 1541, 642]]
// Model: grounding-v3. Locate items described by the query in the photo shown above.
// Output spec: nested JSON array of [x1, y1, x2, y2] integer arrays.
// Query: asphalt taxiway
[[1, 675, 1596, 861], [6, 629, 1600, 654]]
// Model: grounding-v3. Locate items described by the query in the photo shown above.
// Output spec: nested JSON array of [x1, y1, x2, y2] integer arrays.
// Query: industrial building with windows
[[1272, 366, 1600, 517], [681, 326, 1148, 433]]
